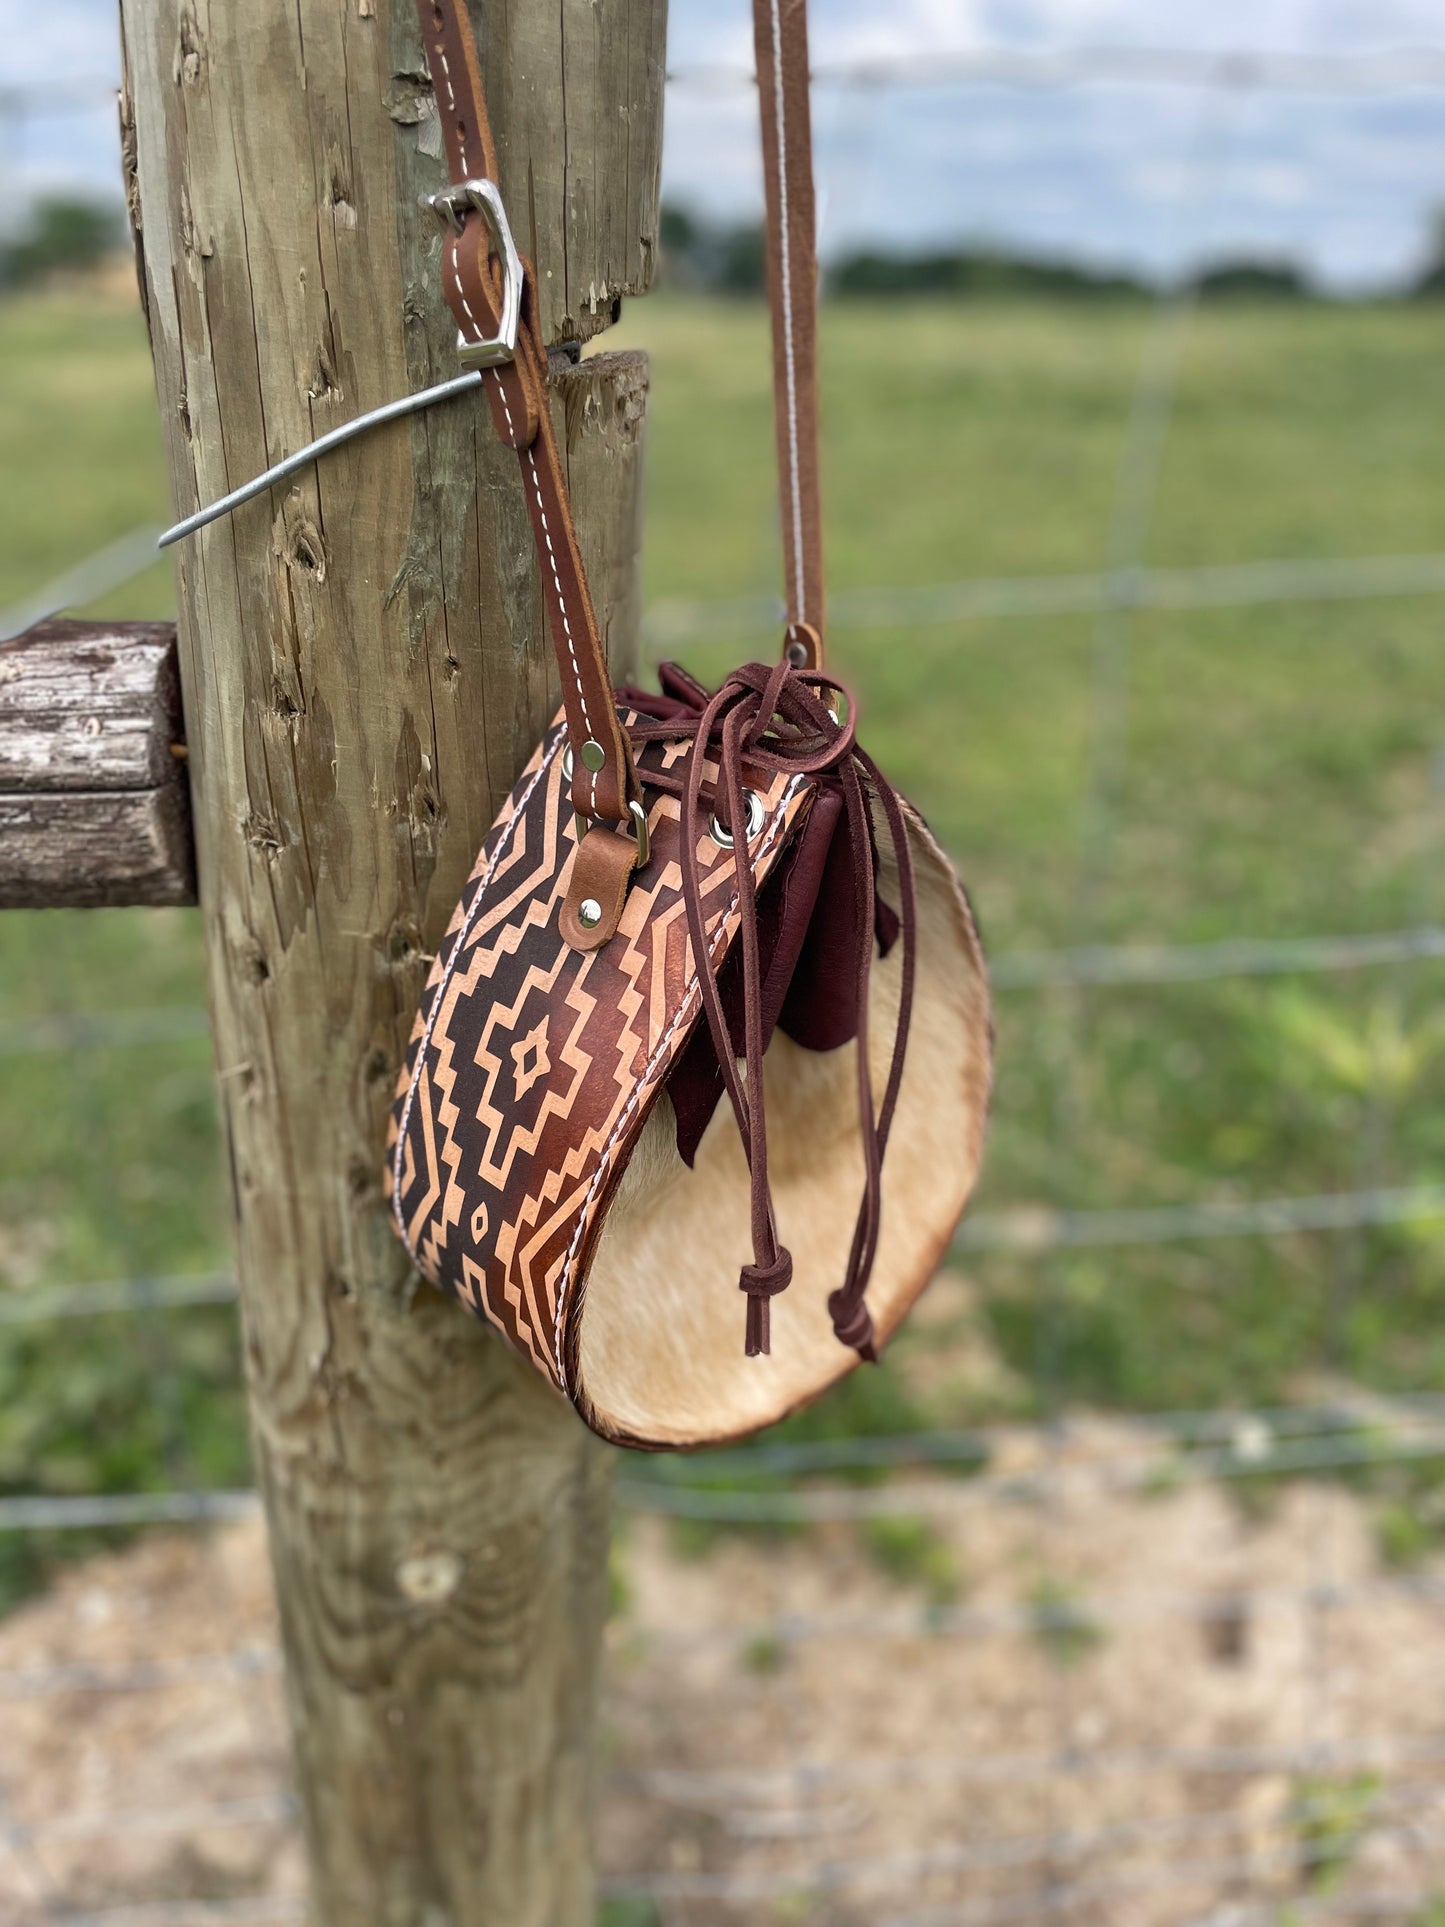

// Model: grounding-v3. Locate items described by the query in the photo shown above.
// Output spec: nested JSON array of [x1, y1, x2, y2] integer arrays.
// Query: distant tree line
[[8, 192, 1445, 304], [1414, 210, 1445, 297], [659, 201, 1445, 303], [0, 197, 123, 289]]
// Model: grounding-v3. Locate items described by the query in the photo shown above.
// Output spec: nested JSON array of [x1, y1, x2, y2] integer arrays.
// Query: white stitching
[[551, 778, 806, 1391], [433, 41, 470, 177], [446, 237, 603, 818], [449, 262, 604, 817], [484, 362, 512, 433], [448, 254, 480, 331], [391, 731, 566, 1260], [768, 0, 807, 625], [524, 446, 601, 815]]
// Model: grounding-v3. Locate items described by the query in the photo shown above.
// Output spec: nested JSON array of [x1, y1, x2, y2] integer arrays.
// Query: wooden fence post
[[116, 3, 664, 1921]]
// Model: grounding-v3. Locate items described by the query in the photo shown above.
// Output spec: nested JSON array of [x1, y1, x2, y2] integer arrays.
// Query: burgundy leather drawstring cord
[[627, 662, 918, 1359]]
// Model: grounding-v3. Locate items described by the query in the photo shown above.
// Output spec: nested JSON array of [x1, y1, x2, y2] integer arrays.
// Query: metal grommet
[[784, 620, 821, 669], [561, 744, 574, 783], [578, 897, 603, 930], [709, 789, 765, 849]]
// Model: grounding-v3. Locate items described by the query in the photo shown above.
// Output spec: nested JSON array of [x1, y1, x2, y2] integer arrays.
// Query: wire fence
[[6, 919, 1444, 1062], [664, 45, 1445, 94], [5, 25, 1445, 1927], [642, 551, 1445, 651]]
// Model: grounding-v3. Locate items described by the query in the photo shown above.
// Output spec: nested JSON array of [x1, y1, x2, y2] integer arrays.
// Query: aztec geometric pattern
[[387, 708, 816, 1398]]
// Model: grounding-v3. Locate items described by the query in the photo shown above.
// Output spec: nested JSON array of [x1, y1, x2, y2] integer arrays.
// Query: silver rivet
[[561, 744, 574, 782], [709, 789, 766, 849], [785, 639, 809, 668], [578, 897, 603, 929], [581, 738, 607, 772]]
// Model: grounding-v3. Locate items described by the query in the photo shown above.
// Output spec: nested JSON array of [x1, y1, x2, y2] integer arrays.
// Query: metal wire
[[641, 552, 1445, 652], [5, 1178, 1438, 1338], [618, 1423, 1445, 1523], [0, 1648, 281, 1703], [955, 1181, 1445, 1254], [16, 1776, 1438, 1896], [6, 1796, 296, 1850], [620, 1732, 1445, 1805], [5, 921, 1444, 1068], [638, 1392, 1445, 1481], [0, 1007, 212, 1058], [0, 524, 165, 641], [0, 82, 123, 116], [0, 1272, 236, 1326], [0, 1490, 259, 1534], [49, 1905, 305, 1927], [874, 1854, 1436, 1927], [664, 46, 1445, 96], [989, 925, 1445, 989], [634, 1570, 1445, 1657], [601, 1788, 1439, 1905], [9, 48, 1445, 116], [3, 1391, 1440, 1535]]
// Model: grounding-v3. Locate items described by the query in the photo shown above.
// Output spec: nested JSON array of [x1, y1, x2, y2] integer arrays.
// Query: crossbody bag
[[387, 0, 993, 1449]]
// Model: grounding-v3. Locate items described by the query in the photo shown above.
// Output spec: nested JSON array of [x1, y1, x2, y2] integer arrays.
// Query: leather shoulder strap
[[415, 0, 827, 733], [752, 0, 825, 669], [415, 0, 640, 830]]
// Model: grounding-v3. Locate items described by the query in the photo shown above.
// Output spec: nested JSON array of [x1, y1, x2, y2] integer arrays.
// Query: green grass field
[[3, 282, 1445, 1602]]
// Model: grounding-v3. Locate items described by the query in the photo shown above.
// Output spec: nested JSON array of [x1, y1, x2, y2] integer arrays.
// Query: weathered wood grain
[[0, 619, 181, 792], [0, 619, 196, 906], [117, 3, 661, 1922], [0, 788, 194, 910]]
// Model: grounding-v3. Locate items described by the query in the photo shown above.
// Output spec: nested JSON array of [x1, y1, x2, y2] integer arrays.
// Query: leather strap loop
[[559, 819, 639, 951]]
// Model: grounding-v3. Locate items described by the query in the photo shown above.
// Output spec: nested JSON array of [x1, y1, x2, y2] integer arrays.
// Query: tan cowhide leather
[[389, 711, 816, 1394]]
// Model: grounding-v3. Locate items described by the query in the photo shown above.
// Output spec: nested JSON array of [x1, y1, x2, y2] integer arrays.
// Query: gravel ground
[[3, 1421, 1444, 1927]]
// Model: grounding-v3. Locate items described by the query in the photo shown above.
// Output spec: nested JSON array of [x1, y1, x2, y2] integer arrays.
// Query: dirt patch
[[2, 1424, 1444, 1926]]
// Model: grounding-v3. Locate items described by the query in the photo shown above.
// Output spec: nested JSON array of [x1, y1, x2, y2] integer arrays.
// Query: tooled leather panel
[[386, 707, 815, 1393]]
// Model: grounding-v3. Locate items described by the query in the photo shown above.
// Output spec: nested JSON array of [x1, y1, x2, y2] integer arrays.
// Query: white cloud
[[660, 0, 1445, 288], [2, 0, 1442, 289]]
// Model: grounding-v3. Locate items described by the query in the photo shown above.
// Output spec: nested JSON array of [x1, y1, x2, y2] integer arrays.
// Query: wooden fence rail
[[0, 619, 193, 909]]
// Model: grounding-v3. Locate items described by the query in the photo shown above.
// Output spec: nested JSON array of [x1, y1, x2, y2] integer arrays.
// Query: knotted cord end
[[741, 1249, 793, 1357], [828, 1289, 877, 1363]]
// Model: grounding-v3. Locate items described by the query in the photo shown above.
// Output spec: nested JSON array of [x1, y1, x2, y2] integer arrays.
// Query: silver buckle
[[422, 178, 522, 368]]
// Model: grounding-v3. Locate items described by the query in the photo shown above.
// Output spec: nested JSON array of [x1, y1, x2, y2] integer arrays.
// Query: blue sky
[[3, 0, 1444, 289]]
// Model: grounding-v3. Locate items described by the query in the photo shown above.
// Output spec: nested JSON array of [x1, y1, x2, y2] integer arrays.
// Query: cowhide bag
[[388, 0, 993, 1448]]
